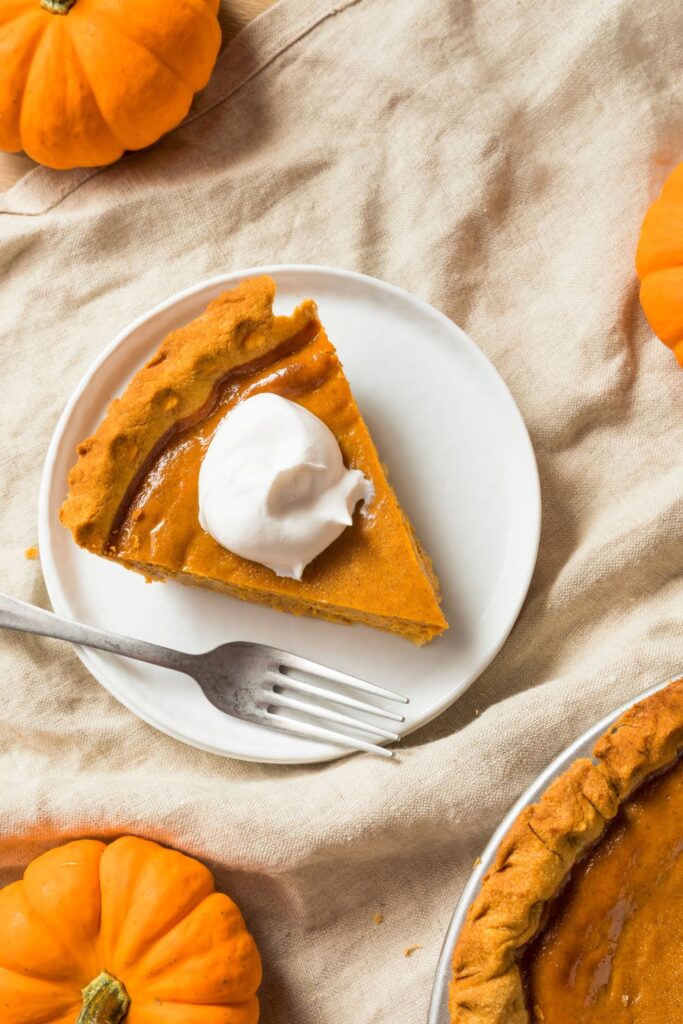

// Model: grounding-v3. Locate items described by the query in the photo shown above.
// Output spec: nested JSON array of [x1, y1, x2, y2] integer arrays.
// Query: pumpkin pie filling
[[523, 756, 683, 1023], [107, 320, 322, 542], [61, 276, 447, 644]]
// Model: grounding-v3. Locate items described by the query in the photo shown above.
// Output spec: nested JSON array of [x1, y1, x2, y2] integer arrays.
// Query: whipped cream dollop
[[198, 393, 373, 580]]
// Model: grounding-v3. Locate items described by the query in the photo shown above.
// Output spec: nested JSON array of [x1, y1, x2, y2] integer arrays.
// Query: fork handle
[[0, 592, 196, 675]]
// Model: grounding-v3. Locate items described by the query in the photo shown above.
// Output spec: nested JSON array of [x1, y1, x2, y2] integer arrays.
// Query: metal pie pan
[[428, 674, 683, 1023]]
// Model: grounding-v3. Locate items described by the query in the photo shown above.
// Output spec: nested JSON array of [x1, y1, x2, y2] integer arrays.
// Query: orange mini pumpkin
[[0, 836, 262, 1024], [636, 163, 683, 367], [0, 0, 221, 170]]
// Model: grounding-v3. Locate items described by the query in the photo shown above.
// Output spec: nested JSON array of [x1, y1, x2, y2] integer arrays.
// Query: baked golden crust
[[594, 676, 683, 799], [60, 276, 317, 551], [449, 676, 683, 1023]]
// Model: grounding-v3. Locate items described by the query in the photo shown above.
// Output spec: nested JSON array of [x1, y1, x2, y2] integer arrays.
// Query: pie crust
[[449, 676, 683, 1022]]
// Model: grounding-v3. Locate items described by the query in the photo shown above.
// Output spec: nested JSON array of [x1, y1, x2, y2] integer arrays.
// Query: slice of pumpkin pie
[[60, 276, 447, 645]]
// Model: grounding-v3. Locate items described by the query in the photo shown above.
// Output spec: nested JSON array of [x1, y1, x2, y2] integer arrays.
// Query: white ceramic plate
[[427, 674, 683, 1023], [39, 265, 540, 764]]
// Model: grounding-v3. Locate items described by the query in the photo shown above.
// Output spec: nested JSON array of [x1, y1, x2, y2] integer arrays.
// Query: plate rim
[[38, 263, 541, 764], [427, 672, 683, 1023]]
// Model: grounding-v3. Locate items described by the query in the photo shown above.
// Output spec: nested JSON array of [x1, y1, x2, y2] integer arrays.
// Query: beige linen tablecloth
[[1, 1, 682, 1021]]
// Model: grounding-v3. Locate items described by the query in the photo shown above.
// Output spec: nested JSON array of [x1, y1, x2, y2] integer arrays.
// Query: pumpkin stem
[[40, 0, 77, 13], [76, 972, 130, 1024]]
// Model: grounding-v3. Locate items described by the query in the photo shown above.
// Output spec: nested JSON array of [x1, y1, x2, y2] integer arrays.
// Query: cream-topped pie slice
[[61, 276, 448, 644]]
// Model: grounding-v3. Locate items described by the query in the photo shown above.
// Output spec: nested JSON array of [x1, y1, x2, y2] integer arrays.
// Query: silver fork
[[0, 593, 408, 758]]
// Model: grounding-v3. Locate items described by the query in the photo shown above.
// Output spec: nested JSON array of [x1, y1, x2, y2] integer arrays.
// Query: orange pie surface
[[61, 276, 447, 644], [524, 756, 683, 1024]]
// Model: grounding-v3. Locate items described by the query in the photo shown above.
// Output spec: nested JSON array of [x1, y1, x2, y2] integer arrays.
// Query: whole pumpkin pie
[[60, 275, 447, 644], [450, 676, 683, 1023]]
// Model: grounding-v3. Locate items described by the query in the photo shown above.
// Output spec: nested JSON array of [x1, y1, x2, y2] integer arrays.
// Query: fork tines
[[262, 651, 410, 758]]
